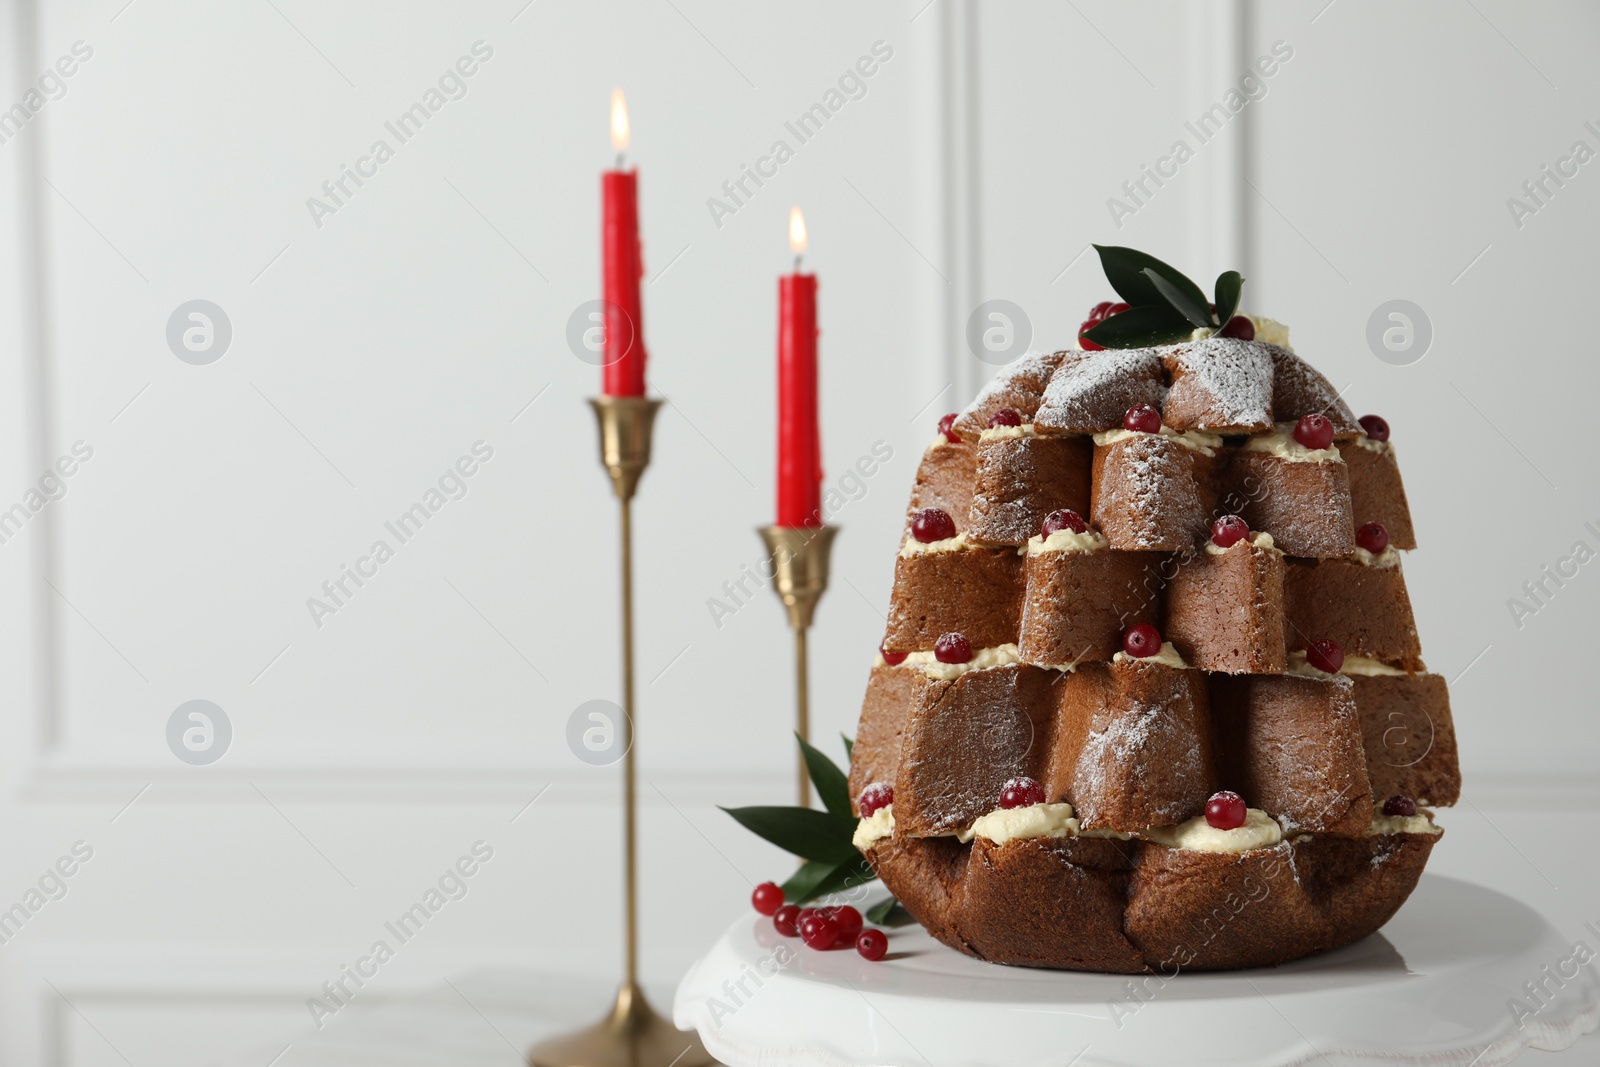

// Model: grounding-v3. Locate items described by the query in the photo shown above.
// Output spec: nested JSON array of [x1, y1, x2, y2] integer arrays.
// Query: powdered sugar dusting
[[1075, 700, 1204, 827], [953, 350, 1065, 438], [1035, 348, 1167, 433], [1267, 345, 1358, 432], [1162, 339, 1274, 432], [1093, 436, 1207, 549]]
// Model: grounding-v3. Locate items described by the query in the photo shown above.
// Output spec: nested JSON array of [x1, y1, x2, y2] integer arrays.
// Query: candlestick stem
[[758, 525, 839, 809], [528, 396, 715, 1067], [619, 493, 638, 988], [794, 626, 809, 806]]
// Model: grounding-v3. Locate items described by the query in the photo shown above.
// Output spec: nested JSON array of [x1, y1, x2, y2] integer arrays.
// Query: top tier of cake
[[926, 338, 1412, 554]]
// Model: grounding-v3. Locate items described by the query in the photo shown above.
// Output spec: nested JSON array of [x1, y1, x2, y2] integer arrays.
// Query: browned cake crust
[[956, 836, 1145, 971], [865, 828, 1438, 974], [1048, 662, 1218, 831], [952, 350, 1065, 440], [906, 443, 976, 537], [1164, 541, 1288, 674], [865, 836, 972, 951], [967, 435, 1093, 546], [882, 546, 1024, 653], [1230, 451, 1356, 558], [1019, 549, 1161, 666], [1266, 346, 1361, 435], [1091, 436, 1217, 551], [893, 664, 1057, 836], [1350, 673, 1461, 807], [1210, 673, 1374, 834], [1340, 440, 1417, 550], [1283, 557, 1423, 668], [848, 664, 926, 812], [1122, 831, 1436, 971]]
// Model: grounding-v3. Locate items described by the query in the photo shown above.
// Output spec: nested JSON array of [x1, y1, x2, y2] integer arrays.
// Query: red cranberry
[[1211, 515, 1250, 548], [999, 776, 1046, 809], [1293, 414, 1334, 451], [1356, 522, 1389, 554], [934, 632, 973, 664], [1121, 623, 1162, 658], [910, 507, 956, 544], [1217, 315, 1255, 340], [1123, 403, 1162, 434], [1306, 638, 1345, 675], [988, 407, 1023, 429], [936, 412, 961, 444], [1205, 790, 1248, 831], [752, 881, 784, 916], [1358, 414, 1390, 442], [856, 928, 888, 961], [773, 903, 801, 937], [1041, 509, 1089, 537], [1077, 300, 1130, 352], [879, 643, 908, 667], [1383, 795, 1418, 818], [799, 913, 841, 950], [858, 783, 894, 818], [827, 905, 863, 942]]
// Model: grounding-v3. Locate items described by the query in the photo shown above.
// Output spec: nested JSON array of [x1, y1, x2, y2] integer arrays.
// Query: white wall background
[[0, 0, 1595, 1063]]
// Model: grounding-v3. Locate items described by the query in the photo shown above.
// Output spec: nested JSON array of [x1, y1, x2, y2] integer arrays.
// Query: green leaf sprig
[[721, 734, 883, 906], [1080, 245, 1245, 349]]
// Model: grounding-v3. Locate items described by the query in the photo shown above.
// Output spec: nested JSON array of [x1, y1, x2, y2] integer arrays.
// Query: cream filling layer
[[1186, 316, 1291, 350], [1027, 527, 1109, 555], [956, 802, 1135, 845], [900, 531, 972, 557], [1144, 807, 1283, 853], [852, 805, 895, 849], [862, 805, 1433, 853], [1113, 641, 1189, 669], [900, 643, 1020, 680], [1204, 531, 1277, 556], [978, 422, 1036, 442], [1287, 650, 1409, 678], [1368, 813, 1441, 836], [1352, 435, 1391, 455], [1353, 545, 1401, 569], [1093, 425, 1223, 456], [1286, 653, 1340, 679], [960, 802, 1077, 844], [1243, 423, 1341, 463], [1339, 655, 1408, 677]]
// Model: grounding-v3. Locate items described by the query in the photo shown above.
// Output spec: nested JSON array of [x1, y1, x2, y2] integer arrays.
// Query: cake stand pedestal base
[[673, 875, 1600, 1067]]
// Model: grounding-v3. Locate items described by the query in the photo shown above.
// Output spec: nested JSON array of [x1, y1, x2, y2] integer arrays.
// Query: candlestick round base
[[527, 982, 719, 1067]]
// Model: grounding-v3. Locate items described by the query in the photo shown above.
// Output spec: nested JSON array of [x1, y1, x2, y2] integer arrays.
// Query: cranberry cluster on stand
[[750, 780, 892, 961]]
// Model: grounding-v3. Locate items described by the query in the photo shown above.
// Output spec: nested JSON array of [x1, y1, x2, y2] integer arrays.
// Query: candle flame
[[610, 88, 630, 153], [789, 207, 808, 256]]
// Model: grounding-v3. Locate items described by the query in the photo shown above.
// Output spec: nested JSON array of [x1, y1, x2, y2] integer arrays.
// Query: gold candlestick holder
[[528, 396, 716, 1067], [758, 524, 839, 807]]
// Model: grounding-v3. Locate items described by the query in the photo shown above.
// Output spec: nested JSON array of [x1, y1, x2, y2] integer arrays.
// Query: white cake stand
[[674, 875, 1600, 1067]]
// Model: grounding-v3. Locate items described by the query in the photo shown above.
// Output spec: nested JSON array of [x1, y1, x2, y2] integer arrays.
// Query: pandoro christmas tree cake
[[729, 246, 1458, 973]]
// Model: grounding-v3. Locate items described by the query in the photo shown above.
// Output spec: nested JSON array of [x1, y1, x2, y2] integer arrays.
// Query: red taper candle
[[602, 89, 646, 396], [776, 207, 821, 527]]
